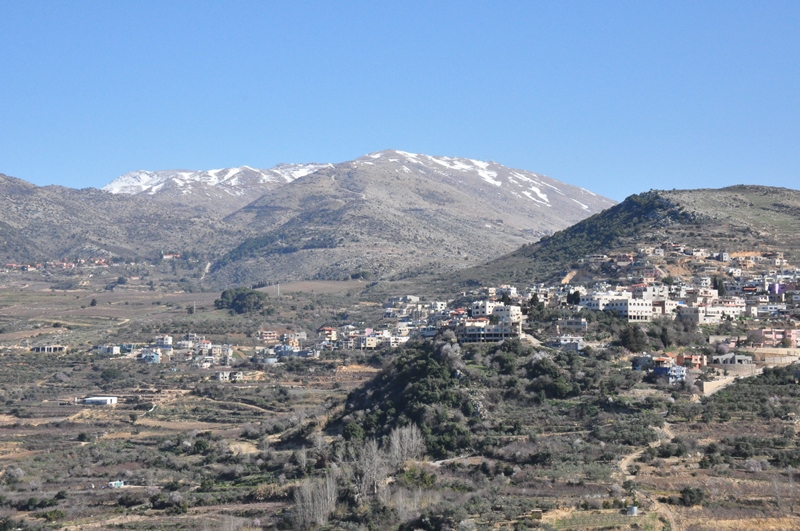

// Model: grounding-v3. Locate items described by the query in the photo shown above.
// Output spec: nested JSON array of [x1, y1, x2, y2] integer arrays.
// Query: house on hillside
[[547, 335, 585, 351], [140, 349, 161, 364], [748, 328, 798, 348], [556, 318, 588, 334], [318, 327, 338, 342], [30, 345, 68, 353], [216, 371, 244, 382], [710, 353, 753, 365], [653, 362, 687, 384], [677, 353, 707, 367]]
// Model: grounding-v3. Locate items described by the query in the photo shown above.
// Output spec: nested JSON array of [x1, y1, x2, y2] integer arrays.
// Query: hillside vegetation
[[449, 185, 800, 287], [333, 336, 655, 461]]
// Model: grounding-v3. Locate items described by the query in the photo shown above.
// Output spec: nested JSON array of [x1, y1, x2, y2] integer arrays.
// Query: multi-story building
[[603, 299, 653, 322], [747, 328, 798, 348]]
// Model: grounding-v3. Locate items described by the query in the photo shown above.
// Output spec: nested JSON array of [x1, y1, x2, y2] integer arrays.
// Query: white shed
[[84, 396, 118, 405]]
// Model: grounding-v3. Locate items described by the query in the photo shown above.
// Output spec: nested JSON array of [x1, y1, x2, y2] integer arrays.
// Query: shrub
[[681, 486, 705, 506]]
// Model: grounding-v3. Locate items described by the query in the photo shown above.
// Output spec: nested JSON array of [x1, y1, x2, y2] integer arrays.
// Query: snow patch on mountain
[[103, 163, 332, 196]]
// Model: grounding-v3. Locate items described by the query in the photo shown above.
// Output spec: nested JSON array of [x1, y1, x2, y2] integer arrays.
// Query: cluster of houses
[[572, 246, 800, 327], [253, 330, 320, 362], [4, 257, 117, 271], [96, 333, 235, 368], [576, 276, 799, 327], [286, 291, 527, 352], [631, 350, 756, 384], [4, 251, 188, 273], [250, 257, 799, 359]]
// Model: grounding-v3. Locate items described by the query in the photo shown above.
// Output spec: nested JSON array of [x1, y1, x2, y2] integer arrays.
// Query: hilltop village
[[23, 241, 799, 402]]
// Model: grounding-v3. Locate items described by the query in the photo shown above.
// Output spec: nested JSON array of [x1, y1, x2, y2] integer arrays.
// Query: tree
[[681, 486, 705, 506], [100, 367, 122, 382], [388, 424, 426, 467], [353, 439, 387, 502], [214, 287, 267, 314], [712, 276, 727, 296], [294, 472, 337, 528], [343, 423, 365, 441], [90, 298, 97, 307], [619, 324, 649, 352]]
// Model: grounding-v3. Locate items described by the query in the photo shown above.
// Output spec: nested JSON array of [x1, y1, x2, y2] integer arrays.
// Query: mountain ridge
[[102, 163, 333, 216]]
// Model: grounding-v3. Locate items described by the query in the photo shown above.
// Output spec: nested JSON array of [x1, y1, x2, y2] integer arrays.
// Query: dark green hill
[[445, 185, 800, 287], [331, 338, 654, 459]]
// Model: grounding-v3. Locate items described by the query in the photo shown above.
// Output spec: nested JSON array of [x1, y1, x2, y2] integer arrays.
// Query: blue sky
[[1, 1, 798, 201]]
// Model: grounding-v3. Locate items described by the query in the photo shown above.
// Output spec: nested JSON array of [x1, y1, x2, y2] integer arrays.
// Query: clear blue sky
[[1, 1, 798, 201]]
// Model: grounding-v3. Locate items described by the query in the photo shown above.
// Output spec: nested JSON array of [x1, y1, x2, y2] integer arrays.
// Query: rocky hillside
[[208, 150, 615, 285], [447, 185, 800, 287], [0, 173, 245, 263]]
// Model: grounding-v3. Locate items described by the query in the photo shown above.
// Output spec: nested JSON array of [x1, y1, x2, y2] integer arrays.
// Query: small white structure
[[216, 371, 244, 382], [84, 396, 118, 406]]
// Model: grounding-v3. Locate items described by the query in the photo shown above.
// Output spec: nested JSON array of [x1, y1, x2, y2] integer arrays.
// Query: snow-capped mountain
[[102, 163, 332, 215], [213, 149, 616, 283], [353, 150, 611, 212]]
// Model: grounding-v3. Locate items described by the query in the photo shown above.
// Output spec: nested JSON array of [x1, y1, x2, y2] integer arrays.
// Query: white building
[[579, 291, 632, 312], [492, 305, 523, 323], [471, 300, 499, 318], [604, 299, 653, 322], [84, 396, 117, 406]]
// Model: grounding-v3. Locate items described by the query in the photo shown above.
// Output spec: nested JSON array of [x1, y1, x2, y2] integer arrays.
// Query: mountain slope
[[103, 163, 331, 215], [448, 185, 800, 287], [208, 150, 616, 284]]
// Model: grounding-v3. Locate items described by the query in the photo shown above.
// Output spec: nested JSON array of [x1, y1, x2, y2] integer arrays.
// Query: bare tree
[[295, 447, 308, 472], [353, 439, 388, 503], [294, 472, 338, 529], [774, 472, 783, 510], [393, 487, 422, 522], [388, 424, 426, 467], [310, 433, 329, 465]]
